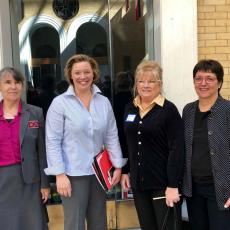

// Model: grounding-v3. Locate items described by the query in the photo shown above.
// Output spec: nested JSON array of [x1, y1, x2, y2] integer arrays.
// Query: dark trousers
[[132, 189, 182, 230], [186, 183, 230, 230]]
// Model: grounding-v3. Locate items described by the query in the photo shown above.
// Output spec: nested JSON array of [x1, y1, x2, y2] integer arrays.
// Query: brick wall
[[198, 0, 230, 99]]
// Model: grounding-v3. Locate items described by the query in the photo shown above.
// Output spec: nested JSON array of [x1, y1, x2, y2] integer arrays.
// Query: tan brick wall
[[198, 0, 230, 99]]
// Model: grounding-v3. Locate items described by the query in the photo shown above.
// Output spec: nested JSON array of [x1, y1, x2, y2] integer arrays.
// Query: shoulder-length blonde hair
[[64, 54, 100, 85], [133, 60, 163, 97]]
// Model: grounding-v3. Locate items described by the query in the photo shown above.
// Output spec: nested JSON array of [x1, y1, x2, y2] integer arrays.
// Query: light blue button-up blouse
[[44, 84, 126, 176]]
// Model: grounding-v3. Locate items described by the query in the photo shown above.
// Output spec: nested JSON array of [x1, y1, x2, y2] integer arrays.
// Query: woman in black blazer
[[0, 67, 50, 230], [182, 59, 230, 230]]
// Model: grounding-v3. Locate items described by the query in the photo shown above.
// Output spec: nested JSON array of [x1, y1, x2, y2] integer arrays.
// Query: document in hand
[[92, 149, 114, 191]]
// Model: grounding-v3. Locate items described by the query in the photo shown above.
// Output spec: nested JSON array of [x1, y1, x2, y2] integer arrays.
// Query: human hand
[[165, 187, 180, 207], [224, 198, 230, 208], [56, 173, 72, 197], [111, 168, 121, 186], [121, 174, 131, 191], [41, 188, 50, 203]]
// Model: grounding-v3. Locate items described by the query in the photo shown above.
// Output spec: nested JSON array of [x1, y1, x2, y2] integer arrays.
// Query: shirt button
[[210, 150, 214, 155], [208, 130, 213, 135], [137, 152, 140, 155], [138, 131, 141, 135], [138, 163, 141, 166], [138, 142, 142, 145], [139, 121, 142, 124]]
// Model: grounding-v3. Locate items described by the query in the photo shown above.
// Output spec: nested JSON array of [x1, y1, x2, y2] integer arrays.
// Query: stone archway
[[19, 14, 67, 82], [67, 14, 108, 46]]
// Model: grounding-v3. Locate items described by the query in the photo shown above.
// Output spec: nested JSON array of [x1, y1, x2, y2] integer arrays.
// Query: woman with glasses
[[182, 59, 230, 230], [121, 60, 184, 230]]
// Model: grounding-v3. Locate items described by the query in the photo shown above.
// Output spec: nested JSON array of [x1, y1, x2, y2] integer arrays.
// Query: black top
[[191, 107, 213, 184], [122, 99, 184, 191]]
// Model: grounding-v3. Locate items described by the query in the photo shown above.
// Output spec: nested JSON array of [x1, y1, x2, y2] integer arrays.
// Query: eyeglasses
[[137, 80, 161, 85], [194, 77, 217, 84]]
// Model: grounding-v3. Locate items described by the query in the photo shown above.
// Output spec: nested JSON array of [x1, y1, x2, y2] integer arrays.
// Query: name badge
[[28, 120, 39, 128], [126, 114, 136, 122]]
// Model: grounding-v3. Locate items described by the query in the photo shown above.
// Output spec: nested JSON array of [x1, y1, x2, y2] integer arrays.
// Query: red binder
[[92, 149, 114, 191]]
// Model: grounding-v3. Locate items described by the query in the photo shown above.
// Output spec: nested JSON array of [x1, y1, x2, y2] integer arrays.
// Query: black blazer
[[182, 96, 230, 210], [20, 101, 49, 188]]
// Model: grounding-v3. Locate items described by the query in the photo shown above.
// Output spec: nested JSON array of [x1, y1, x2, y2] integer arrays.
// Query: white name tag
[[126, 114, 136, 122]]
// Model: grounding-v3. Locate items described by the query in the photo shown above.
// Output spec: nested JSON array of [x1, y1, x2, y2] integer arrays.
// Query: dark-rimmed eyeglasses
[[194, 77, 217, 84]]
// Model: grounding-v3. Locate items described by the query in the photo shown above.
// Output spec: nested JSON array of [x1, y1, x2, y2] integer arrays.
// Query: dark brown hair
[[193, 59, 224, 92]]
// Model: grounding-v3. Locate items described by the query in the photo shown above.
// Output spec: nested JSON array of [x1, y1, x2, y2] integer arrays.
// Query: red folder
[[92, 149, 114, 191]]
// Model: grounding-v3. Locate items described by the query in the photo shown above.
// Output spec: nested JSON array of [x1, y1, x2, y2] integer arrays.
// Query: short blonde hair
[[133, 60, 163, 96], [64, 54, 100, 85]]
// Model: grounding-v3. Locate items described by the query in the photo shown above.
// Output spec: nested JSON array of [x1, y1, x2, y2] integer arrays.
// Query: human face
[[70, 61, 94, 93], [136, 71, 162, 102], [0, 73, 22, 103], [194, 71, 221, 101]]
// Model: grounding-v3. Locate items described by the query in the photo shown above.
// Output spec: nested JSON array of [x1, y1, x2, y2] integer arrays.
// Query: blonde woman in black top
[[121, 60, 184, 230]]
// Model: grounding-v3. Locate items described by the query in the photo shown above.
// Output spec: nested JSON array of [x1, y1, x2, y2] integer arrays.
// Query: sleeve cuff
[[111, 158, 128, 168], [44, 165, 65, 176]]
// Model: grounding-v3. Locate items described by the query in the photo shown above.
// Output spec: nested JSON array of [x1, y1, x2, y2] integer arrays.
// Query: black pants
[[186, 183, 230, 230], [132, 189, 182, 230]]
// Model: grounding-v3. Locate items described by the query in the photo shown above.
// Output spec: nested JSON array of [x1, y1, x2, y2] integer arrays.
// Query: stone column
[[0, 0, 21, 69], [0, 0, 13, 68], [0, 0, 24, 100], [154, 0, 198, 113]]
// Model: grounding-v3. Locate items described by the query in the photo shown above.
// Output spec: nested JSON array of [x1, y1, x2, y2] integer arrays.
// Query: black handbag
[[160, 206, 179, 230]]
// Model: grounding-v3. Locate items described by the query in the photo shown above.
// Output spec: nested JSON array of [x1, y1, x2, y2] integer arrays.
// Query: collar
[[65, 84, 101, 97], [133, 94, 165, 109], [192, 96, 223, 113], [0, 101, 3, 117], [209, 96, 224, 113]]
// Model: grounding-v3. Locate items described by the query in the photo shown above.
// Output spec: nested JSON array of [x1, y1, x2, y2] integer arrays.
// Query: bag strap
[[173, 206, 179, 230], [160, 207, 170, 230], [160, 206, 179, 230]]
